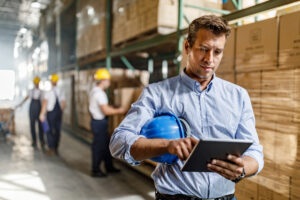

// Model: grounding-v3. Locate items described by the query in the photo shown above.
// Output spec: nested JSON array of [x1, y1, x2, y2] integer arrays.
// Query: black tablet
[[181, 138, 253, 172]]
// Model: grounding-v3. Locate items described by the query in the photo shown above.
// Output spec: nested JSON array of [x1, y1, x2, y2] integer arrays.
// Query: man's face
[[103, 79, 111, 89], [185, 29, 226, 80]]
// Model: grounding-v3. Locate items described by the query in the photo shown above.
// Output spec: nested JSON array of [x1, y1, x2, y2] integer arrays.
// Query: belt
[[155, 191, 235, 200]]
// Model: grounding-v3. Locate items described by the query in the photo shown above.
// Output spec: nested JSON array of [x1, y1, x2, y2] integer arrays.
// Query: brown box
[[76, 0, 106, 58], [218, 27, 235, 73], [279, 11, 300, 68], [261, 69, 299, 123], [235, 178, 258, 200], [114, 87, 143, 111], [236, 71, 262, 119], [216, 72, 235, 83], [0, 108, 15, 135], [235, 18, 278, 72]]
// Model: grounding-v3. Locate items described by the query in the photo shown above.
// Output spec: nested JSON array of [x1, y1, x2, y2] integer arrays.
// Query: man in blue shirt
[[110, 15, 264, 200]]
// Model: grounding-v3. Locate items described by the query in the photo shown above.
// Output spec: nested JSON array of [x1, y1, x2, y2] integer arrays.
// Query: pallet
[[77, 50, 106, 67], [113, 28, 160, 49]]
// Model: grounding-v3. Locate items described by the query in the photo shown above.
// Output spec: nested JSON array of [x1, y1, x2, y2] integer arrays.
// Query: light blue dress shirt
[[110, 71, 264, 199]]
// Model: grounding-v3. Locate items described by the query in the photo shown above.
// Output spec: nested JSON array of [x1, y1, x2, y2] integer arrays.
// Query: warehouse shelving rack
[[67, 0, 299, 75]]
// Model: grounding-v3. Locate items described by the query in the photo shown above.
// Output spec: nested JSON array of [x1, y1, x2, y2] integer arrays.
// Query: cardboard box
[[279, 11, 300, 68], [76, 0, 106, 58], [216, 72, 235, 83], [261, 69, 299, 123], [236, 71, 262, 119], [0, 108, 15, 135], [235, 18, 278, 72], [235, 178, 258, 200], [114, 87, 143, 111]]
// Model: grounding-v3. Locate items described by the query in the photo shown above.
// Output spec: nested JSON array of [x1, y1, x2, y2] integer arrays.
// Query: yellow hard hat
[[50, 73, 59, 83], [33, 76, 40, 84], [94, 68, 111, 80]]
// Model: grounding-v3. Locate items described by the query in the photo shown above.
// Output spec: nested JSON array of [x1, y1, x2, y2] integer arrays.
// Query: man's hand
[[39, 114, 45, 122], [118, 107, 127, 115], [167, 138, 199, 160], [207, 154, 244, 181]]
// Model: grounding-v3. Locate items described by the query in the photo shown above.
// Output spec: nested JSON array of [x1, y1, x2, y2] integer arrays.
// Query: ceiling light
[[31, 2, 42, 9], [20, 28, 27, 34]]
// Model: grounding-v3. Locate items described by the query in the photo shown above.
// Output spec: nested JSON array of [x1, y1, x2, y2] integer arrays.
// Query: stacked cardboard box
[[112, 0, 222, 45], [279, 11, 300, 69], [74, 69, 95, 131], [76, 0, 106, 58], [110, 87, 143, 133], [60, 71, 74, 126], [0, 108, 15, 135], [235, 18, 278, 72], [232, 13, 300, 200]]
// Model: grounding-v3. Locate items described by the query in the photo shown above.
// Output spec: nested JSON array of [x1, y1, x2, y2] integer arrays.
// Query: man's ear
[[184, 40, 190, 55]]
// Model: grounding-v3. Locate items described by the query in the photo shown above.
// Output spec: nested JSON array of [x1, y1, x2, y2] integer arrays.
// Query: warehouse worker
[[17, 76, 44, 149], [89, 69, 126, 177], [110, 15, 264, 199], [39, 74, 66, 156]]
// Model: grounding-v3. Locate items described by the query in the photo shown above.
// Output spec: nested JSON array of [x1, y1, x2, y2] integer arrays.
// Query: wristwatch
[[232, 168, 246, 183]]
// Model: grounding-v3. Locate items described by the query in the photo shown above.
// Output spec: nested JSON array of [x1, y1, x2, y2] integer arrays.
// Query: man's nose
[[203, 51, 213, 64]]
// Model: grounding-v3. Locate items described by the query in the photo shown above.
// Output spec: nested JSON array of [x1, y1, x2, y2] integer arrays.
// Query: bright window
[[0, 70, 15, 100]]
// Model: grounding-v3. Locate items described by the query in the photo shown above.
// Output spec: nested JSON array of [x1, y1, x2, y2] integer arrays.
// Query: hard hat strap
[[179, 118, 191, 138]]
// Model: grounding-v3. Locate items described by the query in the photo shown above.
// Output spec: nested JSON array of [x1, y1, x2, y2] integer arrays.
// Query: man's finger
[[176, 146, 184, 160], [190, 137, 199, 146], [227, 154, 244, 167], [208, 162, 236, 178], [184, 139, 193, 152], [180, 143, 190, 160]]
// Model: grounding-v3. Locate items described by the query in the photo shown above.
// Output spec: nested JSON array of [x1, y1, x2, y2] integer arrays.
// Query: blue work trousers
[[29, 99, 44, 145], [91, 118, 113, 172], [46, 99, 62, 150]]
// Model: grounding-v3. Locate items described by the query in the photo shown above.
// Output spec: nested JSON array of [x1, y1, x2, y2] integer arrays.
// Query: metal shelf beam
[[223, 0, 299, 21]]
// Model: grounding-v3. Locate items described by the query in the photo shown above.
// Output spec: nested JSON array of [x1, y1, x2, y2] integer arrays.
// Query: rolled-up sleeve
[[109, 86, 158, 165], [236, 89, 264, 174]]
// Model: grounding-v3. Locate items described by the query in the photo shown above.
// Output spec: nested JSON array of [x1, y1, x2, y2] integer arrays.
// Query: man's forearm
[[40, 100, 47, 117], [130, 137, 198, 161], [130, 137, 170, 161], [243, 156, 259, 177]]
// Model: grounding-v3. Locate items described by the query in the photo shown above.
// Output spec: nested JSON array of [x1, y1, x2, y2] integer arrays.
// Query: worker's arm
[[100, 104, 126, 116], [39, 99, 48, 122], [130, 137, 198, 161], [16, 95, 29, 108], [60, 100, 66, 112]]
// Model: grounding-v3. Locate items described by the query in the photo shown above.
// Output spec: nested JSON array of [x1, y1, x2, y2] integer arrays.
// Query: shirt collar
[[180, 68, 216, 93]]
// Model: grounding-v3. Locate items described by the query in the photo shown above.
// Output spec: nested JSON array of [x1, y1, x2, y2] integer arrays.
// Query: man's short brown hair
[[187, 15, 231, 47]]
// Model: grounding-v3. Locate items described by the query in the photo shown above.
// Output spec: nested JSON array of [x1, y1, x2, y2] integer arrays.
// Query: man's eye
[[200, 48, 208, 52], [215, 50, 222, 55]]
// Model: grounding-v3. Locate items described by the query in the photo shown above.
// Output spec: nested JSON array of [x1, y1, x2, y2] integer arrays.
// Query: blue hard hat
[[140, 113, 191, 164]]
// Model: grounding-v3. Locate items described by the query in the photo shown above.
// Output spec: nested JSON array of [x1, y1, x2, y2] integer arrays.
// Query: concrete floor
[[0, 108, 155, 200]]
